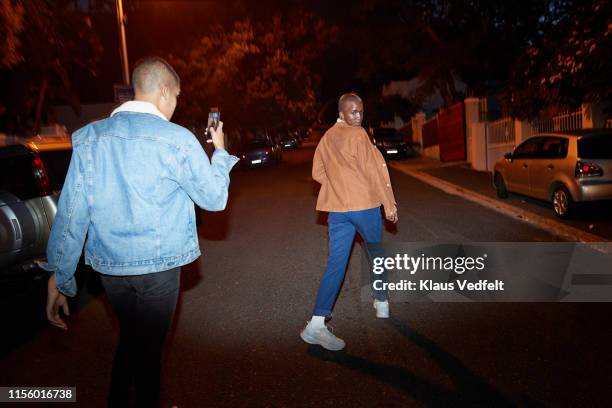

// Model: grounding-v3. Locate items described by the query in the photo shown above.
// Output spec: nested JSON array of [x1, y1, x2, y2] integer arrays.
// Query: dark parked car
[[239, 139, 282, 168], [1, 137, 72, 272], [493, 129, 612, 218], [372, 127, 411, 159], [281, 137, 298, 150], [294, 128, 308, 142], [278, 128, 299, 150]]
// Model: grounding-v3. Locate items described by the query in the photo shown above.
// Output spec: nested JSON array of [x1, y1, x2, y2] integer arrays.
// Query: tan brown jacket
[[312, 121, 397, 213]]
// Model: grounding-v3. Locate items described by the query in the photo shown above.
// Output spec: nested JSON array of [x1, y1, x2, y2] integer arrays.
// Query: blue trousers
[[313, 207, 388, 317]]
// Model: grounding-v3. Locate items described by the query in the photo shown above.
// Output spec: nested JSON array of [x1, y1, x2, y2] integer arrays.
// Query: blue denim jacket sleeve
[[180, 142, 239, 211], [38, 145, 90, 297]]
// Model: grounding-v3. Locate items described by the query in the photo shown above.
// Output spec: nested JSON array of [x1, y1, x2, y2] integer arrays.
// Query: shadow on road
[[306, 318, 524, 407], [196, 191, 242, 241]]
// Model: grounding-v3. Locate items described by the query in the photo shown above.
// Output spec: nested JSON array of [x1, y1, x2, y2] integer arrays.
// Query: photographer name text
[[373, 279, 505, 292]]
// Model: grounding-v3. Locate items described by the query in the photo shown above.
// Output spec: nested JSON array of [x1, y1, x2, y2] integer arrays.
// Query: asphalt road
[[1, 143, 610, 407]]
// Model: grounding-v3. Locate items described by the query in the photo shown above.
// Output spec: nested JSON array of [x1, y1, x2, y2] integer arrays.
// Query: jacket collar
[[111, 101, 168, 121]]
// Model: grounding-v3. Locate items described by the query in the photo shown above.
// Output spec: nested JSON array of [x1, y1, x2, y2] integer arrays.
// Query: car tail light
[[575, 160, 603, 178], [265, 150, 269, 155], [32, 156, 51, 195], [241, 155, 246, 159]]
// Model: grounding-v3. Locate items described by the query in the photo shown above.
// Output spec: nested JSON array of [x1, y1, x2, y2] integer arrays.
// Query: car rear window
[[578, 134, 612, 159], [39, 149, 72, 191], [245, 141, 269, 149], [0, 151, 40, 200]]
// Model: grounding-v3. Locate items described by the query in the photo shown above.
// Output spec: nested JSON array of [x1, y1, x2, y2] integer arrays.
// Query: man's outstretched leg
[[301, 213, 355, 350]]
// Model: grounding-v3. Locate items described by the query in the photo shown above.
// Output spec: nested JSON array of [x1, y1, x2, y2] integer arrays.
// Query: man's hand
[[210, 121, 225, 150], [46, 273, 69, 330], [385, 207, 398, 224]]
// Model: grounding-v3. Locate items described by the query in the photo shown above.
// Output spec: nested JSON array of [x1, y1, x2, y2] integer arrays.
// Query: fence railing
[[486, 117, 515, 146], [529, 108, 582, 134]]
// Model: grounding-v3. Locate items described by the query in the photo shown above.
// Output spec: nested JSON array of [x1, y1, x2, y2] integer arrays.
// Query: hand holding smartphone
[[206, 108, 220, 144]]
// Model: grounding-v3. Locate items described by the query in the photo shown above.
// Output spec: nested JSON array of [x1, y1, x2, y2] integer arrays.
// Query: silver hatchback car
[[493, 129, 612, 218]]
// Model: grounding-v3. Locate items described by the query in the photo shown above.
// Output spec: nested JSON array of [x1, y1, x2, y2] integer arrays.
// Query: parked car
[[294, 128, 308, 142], [372, 127, 411, 159], [239, 128, 281, 152], [279, 128, 299, 150], [1, 137, 72, 272], [493, 129, 612, 218], [239, 139, 282, 168]]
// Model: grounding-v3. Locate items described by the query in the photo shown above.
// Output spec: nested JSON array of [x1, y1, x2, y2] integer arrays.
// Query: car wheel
[[494, 173, 508, 198], [552, 186, 573, 218]]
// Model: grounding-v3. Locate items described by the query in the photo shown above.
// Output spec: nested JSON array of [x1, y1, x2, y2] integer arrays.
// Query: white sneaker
[[373, 300, 390, 318], [300, 322, 346, 351]]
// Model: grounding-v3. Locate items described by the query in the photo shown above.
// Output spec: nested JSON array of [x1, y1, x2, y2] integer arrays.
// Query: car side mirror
[[504, 152, 513, 161]]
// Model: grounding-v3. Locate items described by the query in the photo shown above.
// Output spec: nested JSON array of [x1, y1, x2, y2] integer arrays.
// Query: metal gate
[[485, 118, 516, 171], [438, 102, 466, 162], [422, 117, 438, 148]]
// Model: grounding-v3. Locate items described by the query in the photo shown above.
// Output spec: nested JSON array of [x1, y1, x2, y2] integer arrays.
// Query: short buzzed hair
[[132, 57, 180, 94], [338, 92, 362, 112]]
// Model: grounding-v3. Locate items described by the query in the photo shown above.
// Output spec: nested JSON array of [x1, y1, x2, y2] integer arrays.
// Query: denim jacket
[[40, 108, 238, 296]]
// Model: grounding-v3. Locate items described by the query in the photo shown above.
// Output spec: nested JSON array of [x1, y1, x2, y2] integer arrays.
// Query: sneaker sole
[[300, 330, 345, 351], [373, 302, 390, 319]]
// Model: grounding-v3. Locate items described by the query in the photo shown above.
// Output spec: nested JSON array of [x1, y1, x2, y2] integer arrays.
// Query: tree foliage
[[0, 0, 25, 68], [169, 10, 337, 128], [0, 0, 103, 134], [502, 0, 612, 118], [355, 0, 549, 108]]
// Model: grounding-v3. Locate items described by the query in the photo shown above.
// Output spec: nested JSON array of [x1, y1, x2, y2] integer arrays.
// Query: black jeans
[[101, 267, 180, 408]]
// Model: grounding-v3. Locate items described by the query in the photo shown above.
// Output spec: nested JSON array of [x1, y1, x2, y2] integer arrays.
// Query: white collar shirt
[[110, 101, 168, 121]]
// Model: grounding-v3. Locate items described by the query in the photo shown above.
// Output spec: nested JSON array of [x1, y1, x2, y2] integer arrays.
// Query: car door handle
[[547, 164, 554, 170]]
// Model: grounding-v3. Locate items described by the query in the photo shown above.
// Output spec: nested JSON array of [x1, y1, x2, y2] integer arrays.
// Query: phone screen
[[206, 109, 220, 140]]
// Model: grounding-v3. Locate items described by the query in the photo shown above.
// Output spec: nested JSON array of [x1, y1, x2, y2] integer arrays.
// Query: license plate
[[386, 149, 398, 154], [251, 159, 262, 164]]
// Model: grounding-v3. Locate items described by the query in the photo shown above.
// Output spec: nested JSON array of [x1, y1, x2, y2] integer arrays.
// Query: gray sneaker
[[373, 299, 390, 318], [300, 322, 346, 351]]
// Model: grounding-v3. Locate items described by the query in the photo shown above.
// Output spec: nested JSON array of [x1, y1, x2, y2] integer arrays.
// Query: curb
[[390, 162, 610, 245]]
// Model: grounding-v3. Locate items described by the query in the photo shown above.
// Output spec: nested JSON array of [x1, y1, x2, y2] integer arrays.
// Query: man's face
[[339, 100, 364, 127], [159, 83, 180, 120]]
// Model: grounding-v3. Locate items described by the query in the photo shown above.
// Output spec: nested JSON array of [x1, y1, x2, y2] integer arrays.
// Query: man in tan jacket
[[300, 93, 398, 351]]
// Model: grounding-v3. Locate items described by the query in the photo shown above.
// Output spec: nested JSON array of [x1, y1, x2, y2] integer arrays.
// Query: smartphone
[[206, 108, 220, 142]]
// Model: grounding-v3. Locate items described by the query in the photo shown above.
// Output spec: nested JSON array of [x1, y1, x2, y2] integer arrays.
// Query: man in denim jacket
[[42, 57, 238, 407]]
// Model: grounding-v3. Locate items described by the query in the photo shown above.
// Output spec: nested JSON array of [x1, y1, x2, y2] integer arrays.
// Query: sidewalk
[[389, 156, 611, 244]]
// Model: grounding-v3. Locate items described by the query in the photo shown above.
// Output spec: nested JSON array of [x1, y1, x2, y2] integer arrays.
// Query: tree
[[169, 20, 261, 127], [354, 0, 549, 107], [0, 0, 25, 68], [169, 10, 337, 129], [0, 1, 103, 135], [502, 0, 612, 118]]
